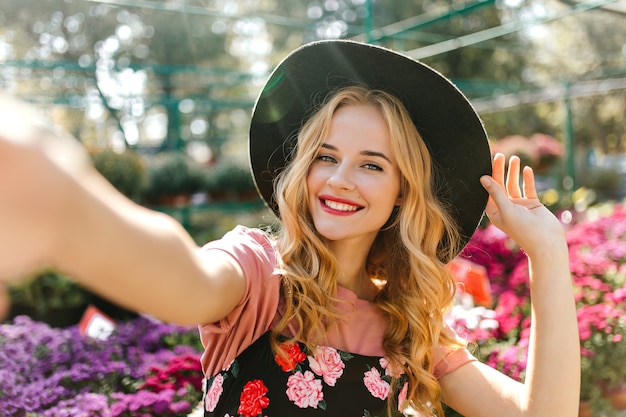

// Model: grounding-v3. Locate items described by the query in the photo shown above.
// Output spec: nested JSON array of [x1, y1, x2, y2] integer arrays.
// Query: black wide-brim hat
[[249, 39, 491, 257]]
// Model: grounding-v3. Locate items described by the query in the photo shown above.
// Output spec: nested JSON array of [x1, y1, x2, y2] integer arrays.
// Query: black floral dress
[[203, 332, 409, 417], [199, 227, 472, 417]]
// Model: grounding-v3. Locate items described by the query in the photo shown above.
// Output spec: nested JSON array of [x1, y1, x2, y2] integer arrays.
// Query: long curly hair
[[270, 85, 465, 416]]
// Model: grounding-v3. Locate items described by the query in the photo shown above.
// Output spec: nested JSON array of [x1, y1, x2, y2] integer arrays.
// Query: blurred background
[[1, 4, 626, 415], [0, 0, 625, 237]]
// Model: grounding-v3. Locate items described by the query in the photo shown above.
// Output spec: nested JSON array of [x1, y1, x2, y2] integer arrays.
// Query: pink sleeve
[[197, 226, 282, 377], [433, 344, 477, 379]]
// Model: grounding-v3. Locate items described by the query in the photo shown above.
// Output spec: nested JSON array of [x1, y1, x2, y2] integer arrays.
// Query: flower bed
[[0, 315, 204, 416], [448, 203, 626, 416], [3, 204, 626, 416]]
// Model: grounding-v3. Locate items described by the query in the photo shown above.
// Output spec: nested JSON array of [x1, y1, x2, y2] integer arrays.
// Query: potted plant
[[490, 133, 563, 176], [144, 152, 206, 206], [7, 269, 90, 327], [90, 147, 149, 202], [204, 159, 258, 201]]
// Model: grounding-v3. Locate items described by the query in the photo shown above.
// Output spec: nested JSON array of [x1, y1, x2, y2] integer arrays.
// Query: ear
[[395, 183, 405, 206]]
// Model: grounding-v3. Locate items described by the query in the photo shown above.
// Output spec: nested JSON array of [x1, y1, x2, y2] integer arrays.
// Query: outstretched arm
[[440, 153, 580, 417], [0, 94, 245, 325]]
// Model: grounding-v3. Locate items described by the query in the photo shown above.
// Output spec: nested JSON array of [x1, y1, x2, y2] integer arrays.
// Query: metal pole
[[365, 0, 374, 43], [563, 81, 576, 190]]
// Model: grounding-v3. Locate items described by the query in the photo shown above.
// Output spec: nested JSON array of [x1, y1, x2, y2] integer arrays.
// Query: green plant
[[145, 152, 206, 202], [204, 159, 256, 196], [576, 264, 626, 416], [91, 148, 148, 201], [8, 269, 89, 318], [548, 206, 626, 416]]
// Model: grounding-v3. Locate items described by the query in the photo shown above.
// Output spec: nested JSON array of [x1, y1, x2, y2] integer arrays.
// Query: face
[[306, 104, 402, 248]]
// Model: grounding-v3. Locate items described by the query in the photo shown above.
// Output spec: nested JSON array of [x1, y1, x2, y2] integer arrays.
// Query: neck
[[330, 240, 379, 301]]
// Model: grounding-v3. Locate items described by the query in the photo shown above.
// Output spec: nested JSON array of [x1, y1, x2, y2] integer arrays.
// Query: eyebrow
[[320, 143, 392, 163]]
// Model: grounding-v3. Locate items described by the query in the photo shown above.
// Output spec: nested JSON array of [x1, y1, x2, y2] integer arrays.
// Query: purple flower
[[41, 393, 111, 417], [170, 400, 191, 413], [1, 315, 203, 416]]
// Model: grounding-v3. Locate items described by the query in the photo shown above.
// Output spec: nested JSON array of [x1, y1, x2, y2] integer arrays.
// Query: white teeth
[[324, 200, 358, 212]]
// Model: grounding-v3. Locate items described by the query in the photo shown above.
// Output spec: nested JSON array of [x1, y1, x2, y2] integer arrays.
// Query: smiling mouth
[[322, 199, 363, 212]]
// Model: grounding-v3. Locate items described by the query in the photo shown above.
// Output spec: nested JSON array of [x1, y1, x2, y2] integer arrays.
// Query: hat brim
[[249, 40, 491, 257]]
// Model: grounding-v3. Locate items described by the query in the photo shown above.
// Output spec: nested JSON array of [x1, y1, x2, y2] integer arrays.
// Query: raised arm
[[440, 153, 580, 417], [0, 94, 245, 325]]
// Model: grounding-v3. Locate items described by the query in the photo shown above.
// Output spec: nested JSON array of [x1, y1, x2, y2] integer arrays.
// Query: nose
[[327, 163, 355, 190]]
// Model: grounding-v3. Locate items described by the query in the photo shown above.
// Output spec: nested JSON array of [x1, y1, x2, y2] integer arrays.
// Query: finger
[[506, 156, 522, 198], [491, 153, 506, 187], [480, 175, 510, 223], [522, 166, 539, 200]]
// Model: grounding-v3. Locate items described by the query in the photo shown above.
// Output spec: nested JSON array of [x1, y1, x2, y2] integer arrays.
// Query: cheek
[[306, 167, 323, 193], [305, 171, 318, 210]]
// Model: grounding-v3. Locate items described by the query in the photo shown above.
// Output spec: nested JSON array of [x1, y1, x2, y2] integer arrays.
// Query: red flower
[[274, 342, 306, 372], [140, 352, 203, 393], [238, 379, 270, 417]]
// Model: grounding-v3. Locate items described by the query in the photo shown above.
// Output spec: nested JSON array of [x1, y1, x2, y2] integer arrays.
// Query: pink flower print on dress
[[308, 346, 345, 386], [286, 370, 324, 409], [363, 367, 390, 400], [379, 357, 404, 378], [205, 374, 224, 412]]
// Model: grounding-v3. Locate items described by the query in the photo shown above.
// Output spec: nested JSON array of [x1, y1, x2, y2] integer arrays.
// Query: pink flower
[[286, 371, 324, 408], [205, 374, 224, 412], [379, 357, 403, 378], [308, 346, 345, 386], [363, 367, 390, 400]]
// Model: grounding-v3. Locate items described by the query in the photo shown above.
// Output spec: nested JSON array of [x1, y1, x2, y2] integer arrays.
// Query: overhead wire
[[406, 0, 621, 59], [8, 0, 625, 110]]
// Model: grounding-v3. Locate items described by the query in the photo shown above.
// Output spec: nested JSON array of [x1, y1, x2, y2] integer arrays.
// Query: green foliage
[[579, 299, 626, 415], [145, 152, 206, 201], [91, 148, 148, 201], [161, 327, 204, 353], [204, 160, 256, 194], [8, 269, 89, 315]]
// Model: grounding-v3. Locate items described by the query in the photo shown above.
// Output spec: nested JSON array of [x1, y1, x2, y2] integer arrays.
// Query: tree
[[1, 0, 623, 165]]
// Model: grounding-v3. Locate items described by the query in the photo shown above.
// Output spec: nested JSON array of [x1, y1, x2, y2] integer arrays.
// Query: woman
[[0, 40, 578, 416]]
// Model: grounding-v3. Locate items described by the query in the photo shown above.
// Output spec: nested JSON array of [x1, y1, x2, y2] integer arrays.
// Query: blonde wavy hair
[[271, 85, 465, 416]]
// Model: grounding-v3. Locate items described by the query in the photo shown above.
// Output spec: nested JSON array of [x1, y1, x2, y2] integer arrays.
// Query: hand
[[0, 94, 90, 319], [480, 153, 565, 257]]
